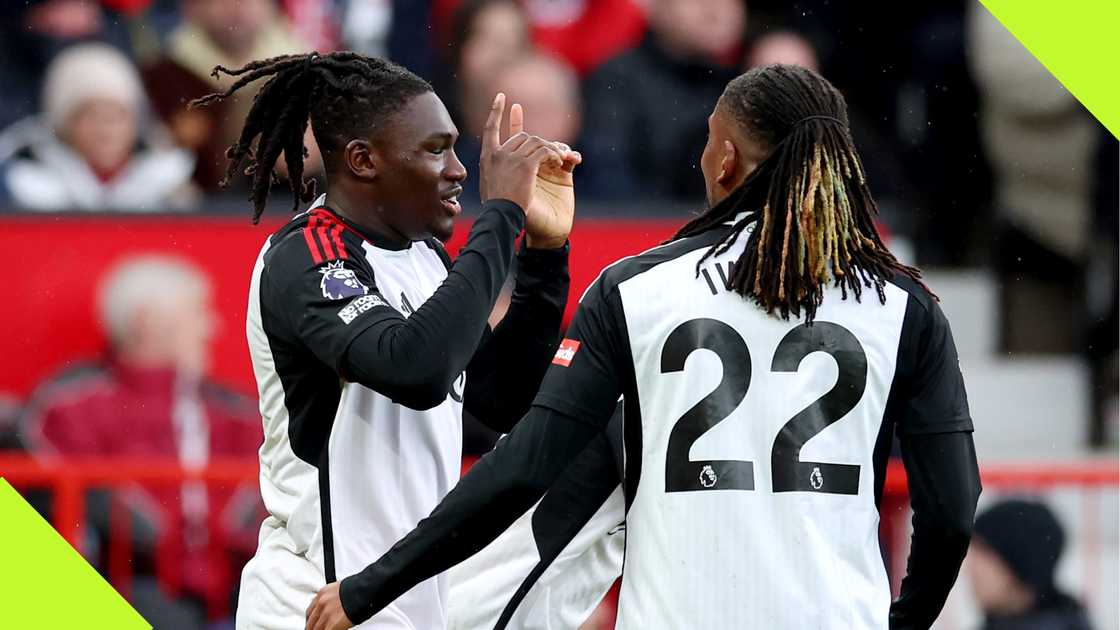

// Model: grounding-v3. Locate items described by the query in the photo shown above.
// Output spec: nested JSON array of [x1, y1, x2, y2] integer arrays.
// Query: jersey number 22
[[661, 318, 866, 495]]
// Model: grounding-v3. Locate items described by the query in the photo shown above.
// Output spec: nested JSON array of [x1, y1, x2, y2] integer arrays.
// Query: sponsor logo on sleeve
[[320, 261, 369, 300], [552, 338, 581, 367], [338, 294, 387, 324]]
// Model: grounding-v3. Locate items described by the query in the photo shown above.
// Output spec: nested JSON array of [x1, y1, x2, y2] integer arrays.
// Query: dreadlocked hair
[[675, 64, 925, 321], [188, 51, 433, 223]]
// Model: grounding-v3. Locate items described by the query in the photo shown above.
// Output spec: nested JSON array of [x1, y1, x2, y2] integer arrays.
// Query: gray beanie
[[42, 43, 144, 131]]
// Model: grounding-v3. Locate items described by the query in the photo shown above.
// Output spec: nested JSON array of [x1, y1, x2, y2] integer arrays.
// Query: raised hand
[[507, 102, 582, 250], [478, 93, 566, 215]]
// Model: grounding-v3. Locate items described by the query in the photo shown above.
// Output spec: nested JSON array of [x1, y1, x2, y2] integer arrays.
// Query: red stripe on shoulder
[[316, 223, 335, 261], [309, 209, 362, 262], [331, 224, 348, 260], [303, 214, 324, 264]]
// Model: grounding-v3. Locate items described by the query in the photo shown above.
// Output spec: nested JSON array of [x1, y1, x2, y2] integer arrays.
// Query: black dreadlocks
[[675, 64, 924, 321], [189, 52, 432, 223]]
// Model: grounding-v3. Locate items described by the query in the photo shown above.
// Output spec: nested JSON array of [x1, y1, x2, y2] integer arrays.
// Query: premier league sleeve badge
[[319, 261, 370, 300]]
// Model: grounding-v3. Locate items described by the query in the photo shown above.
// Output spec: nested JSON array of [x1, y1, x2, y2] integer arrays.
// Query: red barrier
[[0, 215, 681, 399]]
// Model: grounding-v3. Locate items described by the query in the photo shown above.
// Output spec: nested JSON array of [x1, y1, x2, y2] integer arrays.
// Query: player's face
[[373, 92, 468, 242]]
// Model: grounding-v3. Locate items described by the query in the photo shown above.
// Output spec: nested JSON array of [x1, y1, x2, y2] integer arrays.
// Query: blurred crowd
[[0, 1, 1111, 248], [0, 1, 1115, 628], [1, 0, 1114, 430]]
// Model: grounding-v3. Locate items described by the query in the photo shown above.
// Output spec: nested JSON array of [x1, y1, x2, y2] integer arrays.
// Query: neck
[[324, 185, 411, 248]]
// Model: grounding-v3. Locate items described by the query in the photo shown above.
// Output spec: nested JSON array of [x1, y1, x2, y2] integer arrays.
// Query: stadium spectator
[[434, 0, 646, 76], [968, 499, 1093, 630], [581, 0, 744, 200], [744, 30, 818, 71], [441, 0, 533, 128], [968, 3, 1098, 354], [21, 255, 262, 627], [520, 0, 646, 76], [141, 0, 311, 194], [0, 43, 196, 212], [456, 53, 584, 203], [0, 0, 133, 130]]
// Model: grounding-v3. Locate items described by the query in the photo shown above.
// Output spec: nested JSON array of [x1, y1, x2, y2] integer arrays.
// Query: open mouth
[[440, 187, 463, 214]]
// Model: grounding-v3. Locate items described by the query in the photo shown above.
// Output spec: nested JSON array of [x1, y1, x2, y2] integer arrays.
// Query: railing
[[0, 456, 259, 546], [1, 455, 1116, 627]]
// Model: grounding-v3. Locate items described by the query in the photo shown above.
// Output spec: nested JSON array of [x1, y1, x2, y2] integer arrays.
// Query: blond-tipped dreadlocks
[[675, 64, 924, 321]]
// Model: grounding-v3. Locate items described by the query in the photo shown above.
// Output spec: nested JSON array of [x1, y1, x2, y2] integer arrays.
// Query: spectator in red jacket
[[23, 255, 262, 628], [433, 0, 646, 76]]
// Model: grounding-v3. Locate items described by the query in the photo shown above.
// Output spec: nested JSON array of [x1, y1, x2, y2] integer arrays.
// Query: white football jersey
[[531, 219, 972, 629], [241, 200, 464, 629]]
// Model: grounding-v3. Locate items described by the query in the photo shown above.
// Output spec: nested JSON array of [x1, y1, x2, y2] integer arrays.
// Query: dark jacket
[[580, 34, 737, 201], [982, 592, 1093, 630]]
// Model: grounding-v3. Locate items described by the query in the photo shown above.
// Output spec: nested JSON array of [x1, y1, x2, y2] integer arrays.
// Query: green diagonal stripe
[[980, 0, 1120, 138], [0, 479, 150, 629]]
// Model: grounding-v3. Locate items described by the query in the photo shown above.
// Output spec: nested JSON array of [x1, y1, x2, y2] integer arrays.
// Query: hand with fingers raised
[[508, 101, 582, 250], [478, 93, 582, 249]]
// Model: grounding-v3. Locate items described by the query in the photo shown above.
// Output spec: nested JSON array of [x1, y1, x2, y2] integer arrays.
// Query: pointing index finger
[[482, 93, 506, 152]]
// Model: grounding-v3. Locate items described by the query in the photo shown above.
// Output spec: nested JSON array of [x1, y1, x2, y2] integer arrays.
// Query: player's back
[[605, 224, 935, 629]]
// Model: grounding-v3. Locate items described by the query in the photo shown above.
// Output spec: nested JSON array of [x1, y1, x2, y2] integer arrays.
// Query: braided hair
[[189, 52, 432, 223], [675, 64, 924, 321]]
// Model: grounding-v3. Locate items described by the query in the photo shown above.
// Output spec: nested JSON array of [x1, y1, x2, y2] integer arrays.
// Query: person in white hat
[[0, 42, 196, 211]]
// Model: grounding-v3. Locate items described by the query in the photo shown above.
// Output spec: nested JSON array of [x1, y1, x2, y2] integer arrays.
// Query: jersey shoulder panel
[[263, 209, 375, 276], [886, 272, 938, 316]]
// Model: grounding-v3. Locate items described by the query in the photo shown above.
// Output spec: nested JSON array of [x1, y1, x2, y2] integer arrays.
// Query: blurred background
[[0, 1, 1115, 629]]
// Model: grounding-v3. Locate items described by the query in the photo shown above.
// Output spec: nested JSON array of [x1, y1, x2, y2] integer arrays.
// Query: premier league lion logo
[[320, 261, 369, 300], [810, 466, 824, 490], [699, 465, 718, 488]]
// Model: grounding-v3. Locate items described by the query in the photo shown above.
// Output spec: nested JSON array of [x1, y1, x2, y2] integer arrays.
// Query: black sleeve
[[530, 276, 631, 423], [894, 294, 973, 435], [888, 290, 981, 629], [341, 201, 525, 409], [270, 200, 525, 409], [463, 242, 570, 432], [889, 431, 981, 630], [337, 284, 627, 625]]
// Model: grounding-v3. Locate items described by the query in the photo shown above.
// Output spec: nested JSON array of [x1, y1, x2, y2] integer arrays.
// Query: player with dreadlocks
[[192, 51, 582, 630], [309, 64, 981, 630]]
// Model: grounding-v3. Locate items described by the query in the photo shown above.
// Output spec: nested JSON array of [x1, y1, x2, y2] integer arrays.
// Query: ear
[[344, 139, 378, 181], [716, 140, 738, 188]]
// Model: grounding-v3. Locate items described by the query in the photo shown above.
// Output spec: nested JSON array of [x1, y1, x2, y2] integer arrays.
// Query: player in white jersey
[[312, 65, 982, 630], [189, 52, 582, 630]]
